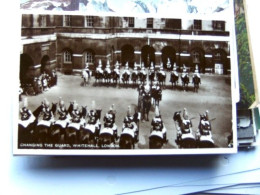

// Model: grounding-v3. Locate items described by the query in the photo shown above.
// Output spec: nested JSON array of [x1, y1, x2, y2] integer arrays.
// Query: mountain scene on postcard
[[235, 0, 255, 107], [20, 0, 230, 14]]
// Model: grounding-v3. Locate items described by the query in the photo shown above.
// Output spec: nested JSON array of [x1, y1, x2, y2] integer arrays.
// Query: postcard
[[14, 0, 238, 155]]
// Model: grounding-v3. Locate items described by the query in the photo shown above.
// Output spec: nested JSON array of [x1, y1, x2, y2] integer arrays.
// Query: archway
[[212, 49, 228, 74], [121, 44, 135, 68], [41, 55, 50, 74], [20, 54, 34, 84], [161, 46, 176, 70], [190, 48, 205, 73], [141, 45, 155, 68]]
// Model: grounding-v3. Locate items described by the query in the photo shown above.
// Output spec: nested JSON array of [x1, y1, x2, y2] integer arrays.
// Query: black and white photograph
[[15, 9, 237, 155]]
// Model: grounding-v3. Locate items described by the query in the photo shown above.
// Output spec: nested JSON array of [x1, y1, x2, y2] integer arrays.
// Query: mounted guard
[[151, 78, 162, 106], [98, 104, 118, 148], [181, 64, 189, 90], [170, 63, 179, 87], [18, 98, 36, 144], [121, 62, 131, 84], [192, 64, 201, 92], [131, 63, 139, 86], [149, 106, 167, 148], [173, 108, 196, 148], [196, 110, 214, 148], [119, 106, 140, 149]]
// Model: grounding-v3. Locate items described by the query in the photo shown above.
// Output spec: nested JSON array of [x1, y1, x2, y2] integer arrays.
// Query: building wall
[[21, 14, 231, 78]]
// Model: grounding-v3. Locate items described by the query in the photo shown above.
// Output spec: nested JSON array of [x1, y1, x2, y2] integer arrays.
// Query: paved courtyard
[[19, 71, 233, 149]]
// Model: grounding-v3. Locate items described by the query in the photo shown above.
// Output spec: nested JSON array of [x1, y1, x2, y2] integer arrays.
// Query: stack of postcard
[[14, 0, 240, 155]]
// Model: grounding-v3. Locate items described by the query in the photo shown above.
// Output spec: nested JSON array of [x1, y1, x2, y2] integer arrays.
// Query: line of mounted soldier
[[19, 70, 57, 98], [18, 98, 141, 149], [18, 97, 214, 149], [83, 59, 201, 92]]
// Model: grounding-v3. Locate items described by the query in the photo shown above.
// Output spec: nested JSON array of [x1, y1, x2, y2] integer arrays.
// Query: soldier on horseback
[[131, 63, 139, 85], [122, 106, 139, 142], [104, 60, 112, 74], [170, 63, 179, 83], [87, 101, 101, 139], [103, 104, 118, 140], [192, 64, 201, 83], [151, 79, 162, 106], [181, 108, 192, 134], [114, 62, 120, 75], [41, 100, 54, 122], [181, 64, 188, 78], [151, 106, 167, 143], [57, 98, 68, 121], [122, 63, 131, 76], [19, 98, 36, 127], [96, 60, 103, 74]]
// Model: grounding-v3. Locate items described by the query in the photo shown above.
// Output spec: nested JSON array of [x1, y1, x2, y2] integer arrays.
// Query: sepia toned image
[[15, 10, 237, 155]]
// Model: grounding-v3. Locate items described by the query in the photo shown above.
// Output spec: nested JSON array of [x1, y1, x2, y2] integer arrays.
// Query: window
[[193, 20, 201, 30], [40, 15, 47, 27], [192, 51, 200, 63], [84, 51, 94, 64], [63, 15, 71, 27], [128, 17, 134, 28], [213, 21, 225, 31], [147, 18, 153, 28], [166, 19, 181, 29], [64, 50, 72, 63], [85, 16, 94, 27]]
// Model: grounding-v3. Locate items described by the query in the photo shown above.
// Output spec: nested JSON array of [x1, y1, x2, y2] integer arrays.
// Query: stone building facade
[[20, 14, 231, 83]]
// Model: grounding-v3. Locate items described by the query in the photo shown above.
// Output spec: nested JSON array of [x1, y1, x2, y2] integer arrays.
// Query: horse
[[119, 129, 135, 149], [78, 127, 97, 148], [149, 130, 164, 149], [138, 72, 147, 84], [103, 70, 112, 84], [94, 71, 104, 84], [148, 71, 156, 83], [181, 73, 190, 91], [156, 72, 166, 87], [192, 75, 201, 93], [131, 72, 139, 87], [98, 128, 115, 149], [170, 72, 179, 88], [121, 72, 130, 85], [111, 70, 120, 84], [173, 111, 196, 148], [81, 70, 90, 86]]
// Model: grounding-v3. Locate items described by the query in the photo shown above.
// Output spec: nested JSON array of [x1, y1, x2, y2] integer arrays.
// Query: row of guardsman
[[18, 98, 215, 149], [19, 70, 58, 99], [82, 62, 201, 92]]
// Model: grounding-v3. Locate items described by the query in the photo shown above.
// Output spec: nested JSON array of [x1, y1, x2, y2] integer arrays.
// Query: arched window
[[192, 51, 200, 63], [84, 51, 94, 64], [64, 50, 72, 63]]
